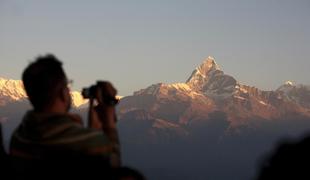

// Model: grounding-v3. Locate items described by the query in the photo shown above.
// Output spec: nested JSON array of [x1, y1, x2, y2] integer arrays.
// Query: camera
[[82, 81, 119, 106]]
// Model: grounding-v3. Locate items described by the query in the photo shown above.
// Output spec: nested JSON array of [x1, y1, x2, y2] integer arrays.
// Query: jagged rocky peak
[[186, 56, 237, 98], [133, 56, 237, 99], [285, 81, 294, 86], [199, 56, 220, 72], [186, 56, 222, 90], [188, 56, 220, 79], [277, 81, 296, 93]]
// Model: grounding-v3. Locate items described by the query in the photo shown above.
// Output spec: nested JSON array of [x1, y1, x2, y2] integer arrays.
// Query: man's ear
[[59, 87, 67, 102]]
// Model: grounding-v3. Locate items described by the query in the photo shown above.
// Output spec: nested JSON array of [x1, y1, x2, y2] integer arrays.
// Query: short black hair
[[22, 54, 67, 111]]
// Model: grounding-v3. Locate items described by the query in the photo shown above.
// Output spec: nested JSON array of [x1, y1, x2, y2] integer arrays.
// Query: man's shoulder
[[44, 114, 109, 145], [13, 112, 109, 146]]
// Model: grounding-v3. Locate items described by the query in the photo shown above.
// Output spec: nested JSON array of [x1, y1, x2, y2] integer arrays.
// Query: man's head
[[22, 54, 71, 112]]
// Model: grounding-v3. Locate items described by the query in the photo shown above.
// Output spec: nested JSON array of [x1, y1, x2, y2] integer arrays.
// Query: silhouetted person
[[9, 54, 121, 179], [256, 135, 310, 180]]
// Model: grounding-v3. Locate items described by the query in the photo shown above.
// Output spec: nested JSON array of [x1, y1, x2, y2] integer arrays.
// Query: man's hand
[[88, 98, 102, 129], [88, 81, 118, 129], [94, 81, 118, 129], [87, 81, 121, 167]]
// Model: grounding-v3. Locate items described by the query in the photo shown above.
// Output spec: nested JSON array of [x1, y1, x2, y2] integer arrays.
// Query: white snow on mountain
[[277, 81, 295, 94], [285, 81, 294, 86]]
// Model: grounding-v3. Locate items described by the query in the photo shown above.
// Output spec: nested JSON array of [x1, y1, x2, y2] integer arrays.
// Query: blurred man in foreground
[[9, 54, 120, 178]]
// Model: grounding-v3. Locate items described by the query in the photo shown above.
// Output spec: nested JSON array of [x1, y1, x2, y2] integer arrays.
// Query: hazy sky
[[1, 0, 309, 96]]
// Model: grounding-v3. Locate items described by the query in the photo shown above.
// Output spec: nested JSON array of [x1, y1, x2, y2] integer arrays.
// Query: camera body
[[82, 81, 119, 106]]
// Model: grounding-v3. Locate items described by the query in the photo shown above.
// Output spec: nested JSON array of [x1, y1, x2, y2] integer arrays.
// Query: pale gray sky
[[1, 0, 309, 95]]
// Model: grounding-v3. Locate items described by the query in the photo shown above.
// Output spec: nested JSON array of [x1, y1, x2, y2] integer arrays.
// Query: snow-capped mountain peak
[[186, 56, 222, 89], [0, 78, 27, 104], [277, 81, 296, 93], [285, 81, 294, 86], [185, 56, 238, 99], [206, 56, 215, 60], [198, 56, 220, 74]]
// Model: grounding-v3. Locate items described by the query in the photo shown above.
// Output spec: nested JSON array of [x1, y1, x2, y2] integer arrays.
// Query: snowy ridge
[[285, 81, 294, 86], [276, 81, 310, 107], [0, 78, 27, 102], [0, 77, 92, 108], [277, 81, 295, 94], [133, 82, 205, 99]]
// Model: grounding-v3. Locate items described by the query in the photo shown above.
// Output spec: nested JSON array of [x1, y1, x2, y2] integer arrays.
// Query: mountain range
[[117, 56, 310, 129], [1, 56, 310, 128]]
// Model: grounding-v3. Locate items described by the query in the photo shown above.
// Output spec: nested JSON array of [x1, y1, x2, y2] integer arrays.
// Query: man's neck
[[40, 100, 67, 114]]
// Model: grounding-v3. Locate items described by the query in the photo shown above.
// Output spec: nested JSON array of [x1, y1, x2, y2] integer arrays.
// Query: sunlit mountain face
[[1, 57, 310, 180]]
